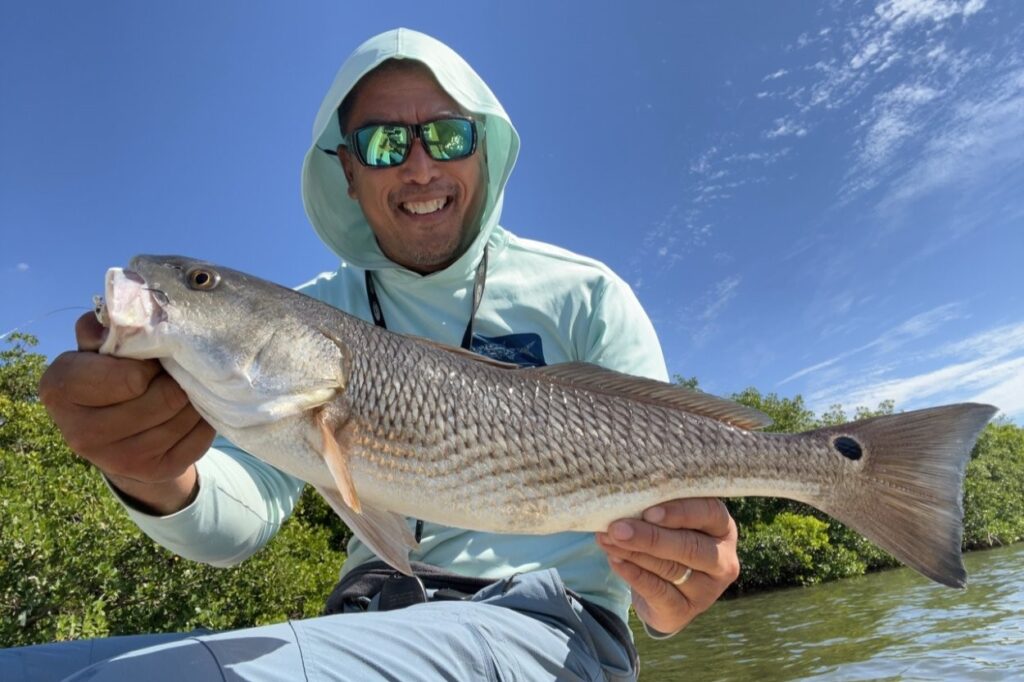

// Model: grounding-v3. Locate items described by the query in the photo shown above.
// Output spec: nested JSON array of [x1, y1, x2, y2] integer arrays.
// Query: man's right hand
[[38, 313, 215, 515]]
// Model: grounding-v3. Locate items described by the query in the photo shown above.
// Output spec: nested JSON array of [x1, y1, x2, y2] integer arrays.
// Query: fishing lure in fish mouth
[[92, 294, 107, 327], [93, 254, 999, 587]]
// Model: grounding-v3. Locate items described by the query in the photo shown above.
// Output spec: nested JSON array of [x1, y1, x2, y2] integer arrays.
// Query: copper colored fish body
[[96, 255, 998, 586]]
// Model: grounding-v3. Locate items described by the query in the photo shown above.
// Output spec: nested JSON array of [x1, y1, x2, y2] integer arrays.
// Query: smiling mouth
[[400, 197, 451, 216]]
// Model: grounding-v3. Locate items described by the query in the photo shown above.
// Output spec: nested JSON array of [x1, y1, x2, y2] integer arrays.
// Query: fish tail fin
[[808, 403, 997, 587]]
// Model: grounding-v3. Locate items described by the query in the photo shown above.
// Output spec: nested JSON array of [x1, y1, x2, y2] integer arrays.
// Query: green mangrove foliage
[[0, 336, 345, 646]]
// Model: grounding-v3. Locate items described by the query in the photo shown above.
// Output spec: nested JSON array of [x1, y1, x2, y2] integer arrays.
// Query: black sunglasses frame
[[339, 117, 478, 168]]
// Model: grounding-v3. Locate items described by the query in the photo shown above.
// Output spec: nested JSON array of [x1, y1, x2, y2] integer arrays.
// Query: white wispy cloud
[[801, 320, 1024, 419], [780, 302, 964, 385], [790, 32, 813, 51], [629, 202, 715, 288], [686, 275, 742, 347], [689, 146, 719, 175], [629, 138, 766, 287], [632, 204, 685, 277], [634, 1, 1000, 294], [937, 321, 1024, 359], [876, 0, 985, 28], [969, 358, 1024, 417], [782, 0, 1013, 207], [879, 65, 1024, 210], [765, 117, 808, 139], [700, 276, 741, 321], [785, 0, 990, 124], [723, 149, 792, 165], [4, 262, 31, 274], [860, 84, 942, 168], [838, 82, 946, 198]]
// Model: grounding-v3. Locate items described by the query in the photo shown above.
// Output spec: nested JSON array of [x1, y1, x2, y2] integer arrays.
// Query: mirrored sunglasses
[[344, 117, 478, 168]]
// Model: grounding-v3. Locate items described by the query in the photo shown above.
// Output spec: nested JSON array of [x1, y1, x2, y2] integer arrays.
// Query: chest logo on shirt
[[470, 333, 547, 367]]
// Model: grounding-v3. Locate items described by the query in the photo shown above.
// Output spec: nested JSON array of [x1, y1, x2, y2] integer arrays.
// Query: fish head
[[96, 255, 351, 426], [98, 255, 250, 361]]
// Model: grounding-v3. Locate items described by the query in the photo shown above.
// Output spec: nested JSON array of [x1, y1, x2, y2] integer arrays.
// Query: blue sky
[[2, 1, 1022, 422]]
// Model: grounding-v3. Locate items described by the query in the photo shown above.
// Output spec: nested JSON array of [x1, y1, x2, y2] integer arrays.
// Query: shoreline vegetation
[[2, 335, 1021, 646]]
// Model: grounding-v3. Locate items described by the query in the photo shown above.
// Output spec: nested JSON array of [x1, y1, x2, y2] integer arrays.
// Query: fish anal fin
[[314, 484, 417, 576], [317, 407, 361, 514], [532, 362, 773, 430]]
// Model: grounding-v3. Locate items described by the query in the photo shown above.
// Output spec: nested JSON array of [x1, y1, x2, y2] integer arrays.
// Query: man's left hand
[[596, 497, 739, 636]]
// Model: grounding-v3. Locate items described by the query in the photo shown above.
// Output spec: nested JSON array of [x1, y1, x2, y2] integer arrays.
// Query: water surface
[[631, 543, 1024, 680]]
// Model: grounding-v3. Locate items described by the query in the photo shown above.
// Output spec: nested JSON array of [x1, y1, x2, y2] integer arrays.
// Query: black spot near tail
[[810, 403, 997, 587], [833, 436, 863, 461]]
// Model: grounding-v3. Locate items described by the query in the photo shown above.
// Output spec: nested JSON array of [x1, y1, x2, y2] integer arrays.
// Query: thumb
[[75, 312, 106, 352]]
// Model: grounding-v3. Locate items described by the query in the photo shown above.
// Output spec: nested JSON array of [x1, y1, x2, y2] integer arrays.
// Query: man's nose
[[399, 139, 440, 184]]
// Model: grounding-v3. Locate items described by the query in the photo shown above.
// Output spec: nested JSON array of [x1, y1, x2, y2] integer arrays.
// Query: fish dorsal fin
[[406, 335, 521, 370], [531, 362, 773, 430], [313, 484, 417, 576]]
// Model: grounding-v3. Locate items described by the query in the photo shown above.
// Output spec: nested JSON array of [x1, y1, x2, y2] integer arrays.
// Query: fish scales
[[94, 255, 998, 586], [347, 330, 837, 529]]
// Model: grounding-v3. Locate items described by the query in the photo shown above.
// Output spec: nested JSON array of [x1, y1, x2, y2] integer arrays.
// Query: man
[[15, 28, 738, 680]]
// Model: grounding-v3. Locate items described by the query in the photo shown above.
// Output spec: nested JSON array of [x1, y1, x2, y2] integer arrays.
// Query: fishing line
[[0, 306, 90, 341]]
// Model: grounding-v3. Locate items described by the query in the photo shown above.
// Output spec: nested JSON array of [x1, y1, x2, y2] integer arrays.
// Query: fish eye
[[186, 267, 220, 291]]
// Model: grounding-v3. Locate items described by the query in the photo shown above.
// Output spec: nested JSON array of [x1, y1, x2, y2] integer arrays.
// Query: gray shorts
[[2, 569, 637, 681]]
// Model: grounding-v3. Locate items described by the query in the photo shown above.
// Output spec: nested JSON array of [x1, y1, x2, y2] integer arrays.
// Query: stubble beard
[[401, 222, 478, 272]]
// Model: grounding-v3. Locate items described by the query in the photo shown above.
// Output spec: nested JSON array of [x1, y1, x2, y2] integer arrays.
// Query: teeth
[[402, 198, 447, 215]]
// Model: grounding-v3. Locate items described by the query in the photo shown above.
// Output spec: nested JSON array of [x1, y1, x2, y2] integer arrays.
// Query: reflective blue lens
[[420, 119, 475, 161], [354, 125, 410, 167], [350, 118, 476, 167]]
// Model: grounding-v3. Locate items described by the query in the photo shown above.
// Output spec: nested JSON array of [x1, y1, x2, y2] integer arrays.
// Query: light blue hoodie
[[122, 28, 668, 625]]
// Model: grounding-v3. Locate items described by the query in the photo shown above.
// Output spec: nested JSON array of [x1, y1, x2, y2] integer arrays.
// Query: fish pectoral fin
[[317, 408, 361, 514], [530, 362, 773, 430], [313, 484, 417, 576]]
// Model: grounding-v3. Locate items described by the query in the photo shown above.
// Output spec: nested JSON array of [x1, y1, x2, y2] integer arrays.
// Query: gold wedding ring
[[672, 567, 693, 586]]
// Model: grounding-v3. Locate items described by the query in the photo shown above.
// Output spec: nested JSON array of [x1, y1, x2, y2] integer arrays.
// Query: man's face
[[339, 65, 487, 274]]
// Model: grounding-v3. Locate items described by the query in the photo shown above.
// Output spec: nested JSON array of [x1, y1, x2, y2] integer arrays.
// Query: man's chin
[[383, 241, 461, 274], [380, 220, 478, 273], [406, 250, 461, 273]]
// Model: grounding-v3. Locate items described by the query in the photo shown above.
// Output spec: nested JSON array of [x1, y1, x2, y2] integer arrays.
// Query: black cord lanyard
[[363, 247, 489, 542]]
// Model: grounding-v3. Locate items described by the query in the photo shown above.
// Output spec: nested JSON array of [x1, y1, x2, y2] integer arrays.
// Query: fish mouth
[[96, 267, 169, 357]]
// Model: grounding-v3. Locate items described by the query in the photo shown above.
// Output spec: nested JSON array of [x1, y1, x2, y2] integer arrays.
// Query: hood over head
[[302, 28, 519, 275]]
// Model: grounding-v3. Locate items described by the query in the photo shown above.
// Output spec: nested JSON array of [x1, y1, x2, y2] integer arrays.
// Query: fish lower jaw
[[98, 324, 159, 358], [96, 266, 170, 359]]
